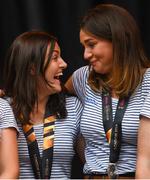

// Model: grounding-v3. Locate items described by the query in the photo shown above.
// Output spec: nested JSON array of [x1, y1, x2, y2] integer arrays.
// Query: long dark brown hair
[[3, 31, 67, 124], [80, 4, 150, 98]]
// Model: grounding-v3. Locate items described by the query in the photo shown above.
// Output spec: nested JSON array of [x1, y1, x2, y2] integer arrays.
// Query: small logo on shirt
[[85, 97, 97, 105]]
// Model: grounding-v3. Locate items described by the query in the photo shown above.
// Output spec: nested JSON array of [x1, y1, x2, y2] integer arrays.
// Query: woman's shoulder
[[72, 65, 89, 86], [145, 67, 150, 73], [65, 96, 82, 126], [73, 65, 89, 75], [0, 97, 19, 132], [65, 95, 82, 106], [143, 68, 150, 80], [0, 97, 11, 108], [65, 95, 82, 113], [140, 68, 150, 90]]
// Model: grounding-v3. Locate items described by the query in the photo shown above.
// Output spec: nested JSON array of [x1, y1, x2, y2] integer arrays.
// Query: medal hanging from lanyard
[[22, 113, 55, 179], [102, 89, 130, 179]]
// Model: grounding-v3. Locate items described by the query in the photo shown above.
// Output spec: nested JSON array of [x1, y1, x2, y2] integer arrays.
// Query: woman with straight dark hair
[[3, 30, 83, 179], [65, 4, 150, 179]]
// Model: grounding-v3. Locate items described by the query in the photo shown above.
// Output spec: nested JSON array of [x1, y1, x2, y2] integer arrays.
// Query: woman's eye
[[51, 55, 58, 60], [87, 43, 95, 48]]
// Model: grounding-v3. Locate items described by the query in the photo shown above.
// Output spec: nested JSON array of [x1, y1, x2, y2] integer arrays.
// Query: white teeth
[[54, 72, 63, 79], [56, 72, 63, 76]]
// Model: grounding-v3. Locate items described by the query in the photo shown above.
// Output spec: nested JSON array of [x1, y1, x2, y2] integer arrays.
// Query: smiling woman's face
[[38, 42, 67, 95], [80, 29, 113, 75]]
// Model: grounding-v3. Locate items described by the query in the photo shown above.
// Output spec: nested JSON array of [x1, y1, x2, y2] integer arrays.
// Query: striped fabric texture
[[17, 96, 83, 179], [0, 98, 18, 131], [72, 65, 150, 175]]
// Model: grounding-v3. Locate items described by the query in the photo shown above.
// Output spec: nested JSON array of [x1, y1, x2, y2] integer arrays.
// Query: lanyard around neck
[[102, 90, 130, 163], [22, 113, 55, 179]]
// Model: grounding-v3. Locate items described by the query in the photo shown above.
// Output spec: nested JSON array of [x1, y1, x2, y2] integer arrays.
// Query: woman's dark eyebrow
[[48, 50, 59, 57], [82, 38, 95, 44], [53, 50, 59, 53]]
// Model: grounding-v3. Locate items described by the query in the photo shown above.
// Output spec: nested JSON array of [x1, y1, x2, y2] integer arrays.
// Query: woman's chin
[[51, 85, 62, 94]]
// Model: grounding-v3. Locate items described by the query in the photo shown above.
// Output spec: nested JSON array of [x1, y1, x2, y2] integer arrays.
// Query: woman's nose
[[60, 57, 67, 69], [84, 49, 92, 60]]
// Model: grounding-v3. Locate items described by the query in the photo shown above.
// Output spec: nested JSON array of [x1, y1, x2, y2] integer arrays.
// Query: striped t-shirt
[[72, 65, 150, 175], [17, 96, 83, 179], [0, 97, 18, 131]]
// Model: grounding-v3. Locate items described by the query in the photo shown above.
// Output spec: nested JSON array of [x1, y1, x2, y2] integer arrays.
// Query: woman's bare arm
[[136, 116, 150, 179], [0, 128, 19, 179]]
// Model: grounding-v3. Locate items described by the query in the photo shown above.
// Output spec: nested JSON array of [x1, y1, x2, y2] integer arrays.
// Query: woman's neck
[[30, 95, 49, 125], [111, 90, 119, 99]]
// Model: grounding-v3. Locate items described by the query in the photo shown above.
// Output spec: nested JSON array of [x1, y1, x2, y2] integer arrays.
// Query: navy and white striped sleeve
[[0, 98, 18, 131], [72, 65, 89, 103], [140, 68, 150, 119], [140, 92, 150, 119], [73, 97, 83, 132]]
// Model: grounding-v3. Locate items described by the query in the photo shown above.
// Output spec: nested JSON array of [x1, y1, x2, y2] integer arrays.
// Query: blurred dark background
[[1, 0, 150, 88], [0, 0, 150, 178]]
